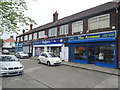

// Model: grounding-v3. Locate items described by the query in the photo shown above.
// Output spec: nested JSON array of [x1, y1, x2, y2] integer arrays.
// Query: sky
[[1, 0, 112, 40]]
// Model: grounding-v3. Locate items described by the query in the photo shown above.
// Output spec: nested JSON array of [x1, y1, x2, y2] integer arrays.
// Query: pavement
[[31, 56, 119, 76]]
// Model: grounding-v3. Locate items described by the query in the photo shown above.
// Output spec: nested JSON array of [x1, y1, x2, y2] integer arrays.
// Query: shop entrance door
[[88, 46, 96, 64]]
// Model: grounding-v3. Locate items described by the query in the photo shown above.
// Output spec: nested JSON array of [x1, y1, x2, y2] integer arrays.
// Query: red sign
[[79, 47, 84, 49]]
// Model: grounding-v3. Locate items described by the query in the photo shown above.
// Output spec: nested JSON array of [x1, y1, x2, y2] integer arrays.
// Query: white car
[[0, 55, 24, 76], [37, 52, 61, 66], [16, 51, 29, 59]]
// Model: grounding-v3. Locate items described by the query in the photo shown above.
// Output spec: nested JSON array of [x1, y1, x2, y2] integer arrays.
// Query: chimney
[[53, 11, 58, 22], [23, 30, 25, 34], [10, 36, 13, 38], [30, 24, 33, 30]]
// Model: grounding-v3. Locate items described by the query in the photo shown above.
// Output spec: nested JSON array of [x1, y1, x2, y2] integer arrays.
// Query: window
[[24, 35, 28, 41], [60, 24, 68, 35], [39, 31, 45, 38], [21, 36, 23, 41], [33, 33, 37, 39], [16, 37, 20, 42], [88, 14, 110, 30], [72, 21, 83, 34], [29, 34, 32, 40], [49, 27, 57, 37], [74, 47, 87, 60], [96, 45, 114, 64]]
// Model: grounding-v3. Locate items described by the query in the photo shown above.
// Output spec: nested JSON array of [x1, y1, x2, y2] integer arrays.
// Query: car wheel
[[37, 59, 41, 64], [47, 61, 51, 66]]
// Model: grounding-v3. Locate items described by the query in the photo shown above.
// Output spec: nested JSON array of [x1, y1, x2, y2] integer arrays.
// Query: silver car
[[0, 55, 24, 76], [16, 51, 29, 59]]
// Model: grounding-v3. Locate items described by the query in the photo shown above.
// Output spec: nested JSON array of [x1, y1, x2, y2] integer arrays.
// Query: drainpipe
[[115, 5, 119, 68]]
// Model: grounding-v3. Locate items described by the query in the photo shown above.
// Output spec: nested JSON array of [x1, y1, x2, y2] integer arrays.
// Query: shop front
[[68, 31, 118, 68], [33, 38, 68, 61], [17, 43, 24, 52]]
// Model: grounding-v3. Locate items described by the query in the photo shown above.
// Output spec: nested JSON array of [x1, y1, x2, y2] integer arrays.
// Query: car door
[[43, 54, 48, 64], [40, 53, 45, 63]]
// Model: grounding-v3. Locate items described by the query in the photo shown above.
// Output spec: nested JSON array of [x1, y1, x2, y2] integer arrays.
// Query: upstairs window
[[39, 31, 45, 38], [72, 21, 83, 34], [49, 27, 57, 37], [33, 33, 37, 39], [60, 24, 68, 35], [29, 34, 32, 40], [88, 14, 110, 30], [16, 37, 20, 42], [24, 35, 28, 41], [21, 36, 23, 41]]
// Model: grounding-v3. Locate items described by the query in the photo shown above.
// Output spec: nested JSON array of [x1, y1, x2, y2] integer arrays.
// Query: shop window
[[96, 45, 114, 64], [35, 47, 44, 56], [74, 47, 87, 60]]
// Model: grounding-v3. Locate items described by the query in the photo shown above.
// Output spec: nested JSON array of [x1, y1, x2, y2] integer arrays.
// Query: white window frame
[[72, 20, 83, 34], [24, 35, 28, 41], [88, 14, 110, 30], [29, 34, 32, 41], [39, 31, 45, 38], [21, 36, 23, 42], [49, 27, 57, 37], [60, 24, 68, 35], [33, 33, 37, 39]]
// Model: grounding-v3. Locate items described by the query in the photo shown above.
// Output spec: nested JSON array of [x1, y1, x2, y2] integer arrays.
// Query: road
[[2, 58, 119, 88]]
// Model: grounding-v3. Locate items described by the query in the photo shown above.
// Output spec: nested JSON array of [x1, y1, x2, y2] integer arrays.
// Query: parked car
[[37, 52, 61, 66], [16, 51, 29, 59], [0, 55, 24, 76], [2, 50, 9, 54]]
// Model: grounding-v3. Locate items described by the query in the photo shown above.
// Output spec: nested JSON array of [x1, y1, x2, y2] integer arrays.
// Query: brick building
[[16, 1, 120, 68]]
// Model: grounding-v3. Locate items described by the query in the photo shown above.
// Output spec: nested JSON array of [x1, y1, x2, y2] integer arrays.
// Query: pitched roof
[[3, 37, 16, 42], [19, 1, 118, 36]]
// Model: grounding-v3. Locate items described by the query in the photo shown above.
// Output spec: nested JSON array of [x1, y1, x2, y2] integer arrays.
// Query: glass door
[[88, 46, 96, 64]]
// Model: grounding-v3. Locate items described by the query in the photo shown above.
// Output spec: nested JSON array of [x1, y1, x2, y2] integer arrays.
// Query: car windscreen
[[49, 53, 58, 57], [0, 56, 19, 62]]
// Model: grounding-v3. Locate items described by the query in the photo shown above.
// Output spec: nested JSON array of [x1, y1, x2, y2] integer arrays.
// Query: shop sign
[[18, 43, 24, 46], [34, 38, 65, 45], [69, 31, 116, 40]]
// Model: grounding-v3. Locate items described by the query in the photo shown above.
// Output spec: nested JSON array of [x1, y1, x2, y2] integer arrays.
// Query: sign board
[[69, 31, 116, 41]]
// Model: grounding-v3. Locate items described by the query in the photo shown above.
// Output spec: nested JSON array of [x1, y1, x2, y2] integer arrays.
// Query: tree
[[0, 38, 3, 48], [0, 0, 37, 35]]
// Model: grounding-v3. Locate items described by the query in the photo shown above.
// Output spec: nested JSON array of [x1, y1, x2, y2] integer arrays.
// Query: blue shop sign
[[34, 38, 65, 45], [68, 31, 116, 43]]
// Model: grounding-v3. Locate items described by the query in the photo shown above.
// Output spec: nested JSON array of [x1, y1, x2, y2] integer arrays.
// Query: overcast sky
[[2, 0, 112, 40]]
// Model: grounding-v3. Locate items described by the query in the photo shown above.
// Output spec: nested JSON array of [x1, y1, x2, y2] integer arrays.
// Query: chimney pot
[[23, 30, 25, 34], [10, 36, 13, 38], [30, 24, 33, 30]]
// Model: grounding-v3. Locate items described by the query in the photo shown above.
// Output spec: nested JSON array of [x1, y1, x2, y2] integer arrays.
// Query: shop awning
[[68, 37, 116, 43], [34, 44, 63, 47], [46, 44, 63, 47], [33, 45, 45, 47]]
